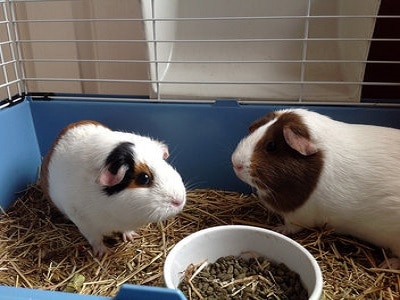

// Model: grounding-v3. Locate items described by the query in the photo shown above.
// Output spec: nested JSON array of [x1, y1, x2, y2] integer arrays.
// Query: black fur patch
[[103, 142, 135, 196]]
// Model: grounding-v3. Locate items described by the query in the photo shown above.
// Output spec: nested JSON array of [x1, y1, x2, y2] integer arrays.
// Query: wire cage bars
[[0, 0, 24, 109], [0, 0, 399, 105]]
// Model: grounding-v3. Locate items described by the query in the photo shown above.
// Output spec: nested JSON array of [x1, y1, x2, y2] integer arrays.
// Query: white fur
[[233, 109, 400, 258], [47, 122, 186, 255]]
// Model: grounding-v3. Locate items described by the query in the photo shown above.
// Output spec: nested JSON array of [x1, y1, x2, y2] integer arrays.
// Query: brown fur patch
[[39, 120, 107, 200], [250, 111, 323, 213], [128, 162, 154, 188], [249, 111, 277, 133]]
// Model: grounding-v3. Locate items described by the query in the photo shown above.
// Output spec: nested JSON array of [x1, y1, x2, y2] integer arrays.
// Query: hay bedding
[[0, 184, 399, 299]]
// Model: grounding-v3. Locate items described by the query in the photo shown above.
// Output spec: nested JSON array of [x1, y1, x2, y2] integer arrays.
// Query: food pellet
[[179, 255, 308, 300]]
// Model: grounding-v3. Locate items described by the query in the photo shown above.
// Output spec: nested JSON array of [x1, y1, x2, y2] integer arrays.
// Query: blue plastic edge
[[0, 286, 109, 300], [0, 284, 185, 300], [1, 96, 400, 299], [29, 97, 400, 191], [114, 284, 186, 300], [0, 100, 41, 210]]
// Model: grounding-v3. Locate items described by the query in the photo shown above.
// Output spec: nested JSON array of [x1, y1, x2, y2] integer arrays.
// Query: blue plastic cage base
[[0, 284, 185, 300], [1, 95, 400, 299]]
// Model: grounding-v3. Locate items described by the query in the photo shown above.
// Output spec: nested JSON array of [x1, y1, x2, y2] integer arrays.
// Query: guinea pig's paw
[[122, 230, 139, 243], [273, 223, 301, 235], [92, 242, 112, 257], [273, 224, 292, 235]]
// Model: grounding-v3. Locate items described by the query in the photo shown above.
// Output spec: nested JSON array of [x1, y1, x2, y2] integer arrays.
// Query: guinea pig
[[232, 108, 400, 263], [40, 120, 186, 256]]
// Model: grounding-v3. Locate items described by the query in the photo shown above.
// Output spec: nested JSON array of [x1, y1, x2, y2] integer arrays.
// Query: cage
[[0, 0, 400, 299]]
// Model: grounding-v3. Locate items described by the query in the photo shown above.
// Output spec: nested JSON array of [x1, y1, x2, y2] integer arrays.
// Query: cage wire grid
[[0, 0, 399, 106], [0, 0, 24, 109]]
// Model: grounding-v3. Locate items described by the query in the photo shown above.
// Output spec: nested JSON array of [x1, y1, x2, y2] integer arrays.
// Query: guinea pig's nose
[[171, 199, 184, 207], [233, 163, 244, 173]]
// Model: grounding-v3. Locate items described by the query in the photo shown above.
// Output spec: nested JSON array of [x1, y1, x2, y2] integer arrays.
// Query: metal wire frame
[[0, 0, 24, 108], [0, 0, 399, 105]]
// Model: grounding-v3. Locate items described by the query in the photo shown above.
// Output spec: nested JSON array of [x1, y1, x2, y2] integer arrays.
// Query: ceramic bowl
[[164, 225, 323, 300]]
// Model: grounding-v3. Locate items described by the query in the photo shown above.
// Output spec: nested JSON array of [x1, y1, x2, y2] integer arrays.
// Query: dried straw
[[0, 184, 399, 299]]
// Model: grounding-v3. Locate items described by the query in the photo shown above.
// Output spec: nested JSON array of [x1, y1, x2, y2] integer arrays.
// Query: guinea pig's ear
[[249, 112, 276, 133], [96, 142, 134, 187], [159, 143, 169, 159], [283, 125, 318, 156], [97, 164, 129, 187]]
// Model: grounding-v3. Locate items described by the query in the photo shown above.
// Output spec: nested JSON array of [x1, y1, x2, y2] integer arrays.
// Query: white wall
[[16, 0, 150, 96]]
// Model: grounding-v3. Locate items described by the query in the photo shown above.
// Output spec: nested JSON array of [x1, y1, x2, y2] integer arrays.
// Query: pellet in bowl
[[179, 254, 308, 300]]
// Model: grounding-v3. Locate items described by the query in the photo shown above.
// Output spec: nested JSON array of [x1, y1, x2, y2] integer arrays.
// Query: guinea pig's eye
[[266, 141, 277, 152], [135, 172, 151, 186]]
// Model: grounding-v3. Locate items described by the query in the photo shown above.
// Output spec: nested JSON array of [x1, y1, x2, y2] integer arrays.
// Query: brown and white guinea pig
[[232, 108, 400, 262], [40, 120, 186, 256]]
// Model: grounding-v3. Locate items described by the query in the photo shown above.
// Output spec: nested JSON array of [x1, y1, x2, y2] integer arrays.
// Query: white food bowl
[[164, 225, 323, 300]]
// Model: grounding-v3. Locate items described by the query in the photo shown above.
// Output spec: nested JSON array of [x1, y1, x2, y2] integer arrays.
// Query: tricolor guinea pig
[[40, 120, 186, 256], [232, 109, 400, 262]]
